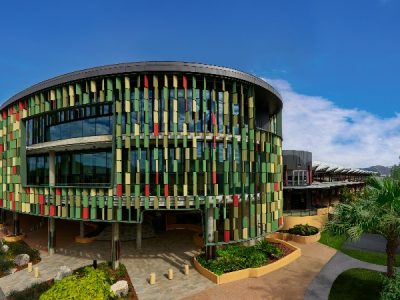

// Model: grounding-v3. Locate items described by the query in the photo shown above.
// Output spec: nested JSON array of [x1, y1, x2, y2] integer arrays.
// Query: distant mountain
[[361, 165, 391, 176]]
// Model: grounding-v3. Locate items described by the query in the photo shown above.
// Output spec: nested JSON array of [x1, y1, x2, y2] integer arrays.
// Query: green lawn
[[319, 231, 347, 250], [329, 268, 383, 300], [319, 231, 400, 267]]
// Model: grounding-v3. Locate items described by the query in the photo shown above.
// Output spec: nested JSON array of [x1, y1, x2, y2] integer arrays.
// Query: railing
[[283, 208, 317, 217]]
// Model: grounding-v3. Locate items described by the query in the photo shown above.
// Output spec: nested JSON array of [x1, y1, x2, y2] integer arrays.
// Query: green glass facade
[[0, 62, 283, 245]]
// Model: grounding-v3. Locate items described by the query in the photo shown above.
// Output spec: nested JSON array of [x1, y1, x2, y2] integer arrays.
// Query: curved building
[[0, 62, 283, 263]]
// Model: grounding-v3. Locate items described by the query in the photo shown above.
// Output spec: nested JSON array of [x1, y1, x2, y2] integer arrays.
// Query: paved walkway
[[0, 253, 93, 298], [1, 219, 213, 300], [304, 252, 388, 300], [185, 242, 337, 300], [121, 231, 214, 300]]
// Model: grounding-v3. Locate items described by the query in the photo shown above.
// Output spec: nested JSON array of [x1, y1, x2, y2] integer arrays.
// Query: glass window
[[82, 118, 96, 136], [26, 103, 113, 145], [178, 89, 185, 132], [96, 116, 111, 135], [55, 149, 111, 186], [27, 155, 49, 185]]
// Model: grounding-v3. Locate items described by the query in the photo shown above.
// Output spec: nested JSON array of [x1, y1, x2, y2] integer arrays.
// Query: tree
[[325, 176, 400, 277], [391, 165, 400, 180]]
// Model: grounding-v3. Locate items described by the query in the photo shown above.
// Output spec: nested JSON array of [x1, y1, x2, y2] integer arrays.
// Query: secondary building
[[282, 150, 375, 229], [0, 62, 283, 265]]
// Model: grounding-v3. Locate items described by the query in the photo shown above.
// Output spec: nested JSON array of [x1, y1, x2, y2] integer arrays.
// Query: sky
[[0, 0, 399, 167]]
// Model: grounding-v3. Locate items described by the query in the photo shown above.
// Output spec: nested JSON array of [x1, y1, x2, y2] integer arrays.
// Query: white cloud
[[265, 78, 400, 168]]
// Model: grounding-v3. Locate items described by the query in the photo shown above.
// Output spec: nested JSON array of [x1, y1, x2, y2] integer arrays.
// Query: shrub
[[39, 267, 112, 300], [381, 272, 400, 300], [288, 224, 319, 236], [0, 256, 14, 273], [197, 241, 287, 275], [5, 241, 41, 262], [8, 281, 52, 300], [255, 240, 284, 259]]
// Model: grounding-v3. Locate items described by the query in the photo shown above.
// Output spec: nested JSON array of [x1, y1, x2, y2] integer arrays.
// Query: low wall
[[282, 207, 332, 230], [3, 234, 26, 242], [269, 231, 320, 244]]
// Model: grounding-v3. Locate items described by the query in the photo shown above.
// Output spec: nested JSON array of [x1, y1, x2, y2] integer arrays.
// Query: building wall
[[0, 63, 283, 245]]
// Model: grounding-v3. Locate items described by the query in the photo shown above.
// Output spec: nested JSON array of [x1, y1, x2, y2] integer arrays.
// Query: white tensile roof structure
[[312, 161, 377, 176]]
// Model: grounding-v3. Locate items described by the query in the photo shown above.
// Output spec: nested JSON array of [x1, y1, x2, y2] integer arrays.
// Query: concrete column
[[206, 207, 215, 259], [207, 207, 214, 243], [48, 218, 56, 255], [136, 223, 142, 250], [111, 222, 120, 270], [49, 151, 55, 187], [80, 221, 85, 238], [13, 212, 20, 236]]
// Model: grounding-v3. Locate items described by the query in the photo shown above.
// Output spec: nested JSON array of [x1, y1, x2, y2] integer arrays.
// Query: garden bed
[[271, 224, 321, 244], [8, 263, 138, 300], [3, 234, 26, 243], [270, 231, 321, 244], [0, 240, 41, 277], [194, 237, 301, 284]]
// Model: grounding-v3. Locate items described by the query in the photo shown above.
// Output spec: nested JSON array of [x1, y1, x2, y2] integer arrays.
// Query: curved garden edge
[[74, 235, 98, 244], [3, 234, 26, 243], [193, 237, 301, 284], [269, 231, 321, 244]]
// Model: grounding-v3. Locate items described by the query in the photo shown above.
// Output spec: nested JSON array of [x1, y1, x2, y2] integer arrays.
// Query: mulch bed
[[268, 242, 294, 263], [0, 240, 42, 278]]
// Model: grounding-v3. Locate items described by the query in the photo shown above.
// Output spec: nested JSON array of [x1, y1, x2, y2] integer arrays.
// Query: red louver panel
[[39, 194, 44, 205], [116, 184, 123, 197], [154, 123, 159, 135], [50, 205, 55, 217], [82, 207, 89, 219], [164, 184, 169, 197], [233, 194, 239, 207], [183, 75, 187, 89], [224, 230, 230, 242]]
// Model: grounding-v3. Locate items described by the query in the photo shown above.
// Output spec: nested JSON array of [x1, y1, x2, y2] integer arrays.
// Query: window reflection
[[27, 155, 49, 185], [55, 150, 111, 186], [26, 103, 112, 145]]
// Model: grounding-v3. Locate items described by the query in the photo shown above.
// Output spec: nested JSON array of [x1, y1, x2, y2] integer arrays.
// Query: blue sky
[[1, 0, 399, 166]]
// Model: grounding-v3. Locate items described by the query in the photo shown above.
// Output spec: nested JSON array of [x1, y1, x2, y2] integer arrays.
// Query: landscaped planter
[[193, 237, 301, 284], [3, 234, 26, 242], [74, 235, 98, 244], [269, 231, 321, 244]]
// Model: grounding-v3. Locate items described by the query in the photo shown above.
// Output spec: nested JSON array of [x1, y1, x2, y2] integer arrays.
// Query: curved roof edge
[[1, 61, 283, 111]]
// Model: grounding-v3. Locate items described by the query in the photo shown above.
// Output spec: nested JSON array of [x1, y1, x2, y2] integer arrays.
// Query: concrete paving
[[121, 231, 214, 300], [343, 233, 400, 254], [304, 252, 388, 300], [185, 242, 337, 300]]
